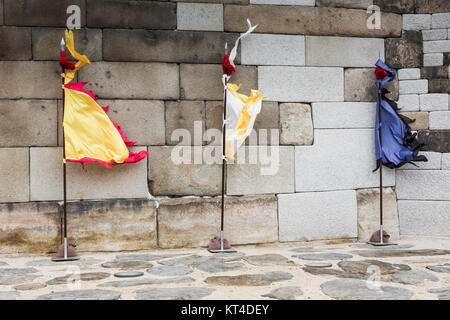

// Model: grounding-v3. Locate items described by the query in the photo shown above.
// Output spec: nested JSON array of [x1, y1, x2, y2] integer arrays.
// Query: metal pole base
[[208, 231, 237, 253], [51, 256, 80, 262], [51, 237, 80, 262], [366, 241, 398, 247]]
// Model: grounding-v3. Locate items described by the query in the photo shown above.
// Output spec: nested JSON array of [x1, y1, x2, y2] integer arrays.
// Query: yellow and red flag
[[60, 30, 147, 168]]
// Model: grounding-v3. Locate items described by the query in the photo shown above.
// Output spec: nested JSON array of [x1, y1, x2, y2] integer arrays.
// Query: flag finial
[[60, 37, 65, 51], [225, 42, 228, 54]]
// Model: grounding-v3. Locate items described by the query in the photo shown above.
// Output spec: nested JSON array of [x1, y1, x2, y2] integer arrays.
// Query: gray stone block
[[398, 200, 450, 237], [345, 68, 398, 102], [398, 152, 442, 170], [312, 102, 375, 129], [399, 80, 429, 95], [315, 0, 372, 9], [227, 146, 295, 195], [419, 93, 448, 111], [259, 66, 343, 102], [429, 111, 450, 129], [279, 103, 313, 145], [0, 27, 31, 60], [306, 36, 384, 67], [422, 29, 448, 41], [397, 94, 419, 111], [250, 0, 315, 5], [396, 170, 450, 200], [177, 3, 223, 31], [166, 101, 205, 146], [295, 129, 395, 192], [0, 100, 57, 147], [30, 147, 149, 201], [398, 68, 421, 80], [423, 40, 450, 53], [424, 53, 444, 67], [403, 14, 431, 30], [278, 190, 357, 242], [385, 31, 423, 69], [432, 13, 450, 29], [0, 148, 29, 202], [78, 62, 179, 99], [442, 153, 450, 169]]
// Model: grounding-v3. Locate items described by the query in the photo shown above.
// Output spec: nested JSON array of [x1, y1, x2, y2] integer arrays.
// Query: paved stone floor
[[1, 236, 450, 300]]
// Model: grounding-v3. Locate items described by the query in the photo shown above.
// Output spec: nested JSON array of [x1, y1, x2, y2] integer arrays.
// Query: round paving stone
[[262, 286, 303, 300], [389, 270, 439, 285], [14, 282, 47, 291], [0, 268, 38, 276], [0, 275, 39, 286], [36, 289, 121, 300], [116, 253, 188, 262], [290, 247, 317, 253], [135, 287, 215, 300], [146, 265, 193, 277], [195, 257, 245, 273], [114, 271, 144, 278], [46, 272, 111, 285], [305, 262, 332, 268], [244, 254, 296, 267], [427, 264, 450, 274], [102, 260, 153, 270], [26, 258, 102, 267], [0, 291, 19, 300], [294, 253, 352, 261]]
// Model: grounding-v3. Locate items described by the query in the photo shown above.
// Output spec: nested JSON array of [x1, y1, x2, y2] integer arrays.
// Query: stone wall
[[0, 0, 449, 253]]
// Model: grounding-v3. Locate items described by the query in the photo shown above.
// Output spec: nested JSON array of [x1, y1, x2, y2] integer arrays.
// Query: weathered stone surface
[[396, 170, 450, 200], [399, 151, 442, 169], [428, 287, 450, 300], [4, 0, 86, 27], [427, 264, 450, 274], [103, 29, 238, 63], [116, 253, 187, 262], [227, 146, 295, 195], [373, 0, 415, 14], [98, 276, 194, 288], [0, 268, 38, 276], [0, 27, 31, 60], [0, 202, 59, 253], [295, 129, 395, 192], [180, 64, 256, 100], [0, 62, 61, 98], [424, 53, 444, 67], [423, 40, 450, 54], [205, 271, 293, 286], [114, 271, 144, 278], [148, 146, 221, 196], [321, 279, 413, 300], [224, 5, 401, 38], [344, 68, 398, 102], [429, 111, 450, 129], [195, 257, 245, 273], [135, 287, 215, 300], [0, 0, 3, 25], [428, 79, 450, 93], [278, 191, 357, 242], [294, 253, 352, 261], [418, 130, 450, 153], [261, 286, 303, 300], [312, 102, 375, 129], [147, 265, 193, 277], [0, 100, 57, 147], [403, 14, 432, 30], [398, 68, 421, 80], [157, 195, 278, 248], [443, 153, 450, 169], [47, 272, 111, 285], [352, 249, 450, 258], [338, 260, 411, 276], [0, 261, 7, 267], [398, 112, 429, 130], [33, 28, 102, 61], [87, 0, 175, 29], [0, 274, 39, 286], [36, 289, 120, 300], [315, 0, 372, 9], [423, 29, 448, 41], [101, 261, 153, 270], [96, 100, 165, 146], [432, 13, 450, 29], [26, 258, 102, 267], [280, 103, 313, 145], [290, 247, 316, 253], [0, 148, 29, 202], [177, 3, 223, 31], [390, 270, 438, 285], [0, 291, 19, 300], [14, 283, 46, 291], [416, 0, 450, 13], [398, 200, 450, 237], [158, 254, 207, 267], [259, 66, 343, 102], [400, 80, 429, 95], [65, 200, 157, 252], [173, 0, 247, 3], [166, 101, 205, 146], [305, 262, 332, 268], [244, 254, 296, 266], [78, 62, 179, 99], [356, 188, 400, 242], [420, 66, 448, 80], [242, 34, 305, 66], [30, 147, 149, 201], [250, 0, 314, 5], [306, 36, 384, 67], [385, 31, 423, 69], [397, 95, 419, 111]]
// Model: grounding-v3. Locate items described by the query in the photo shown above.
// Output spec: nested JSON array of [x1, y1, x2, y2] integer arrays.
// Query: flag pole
[[52, 37, 79, 261], [378, 88, 384, 245]]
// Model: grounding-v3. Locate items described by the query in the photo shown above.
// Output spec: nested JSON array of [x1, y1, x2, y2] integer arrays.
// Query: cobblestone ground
[[1, 237, 450, 300]]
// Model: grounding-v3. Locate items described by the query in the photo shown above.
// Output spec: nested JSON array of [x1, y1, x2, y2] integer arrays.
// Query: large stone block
[[295, 129, 395, 192], [403, 14, 431, 30], [103, 29, 239, 64], [227, 146, 295, 195], [399, 80, 428, 94], [97, 100, 165, 146], [312, 102, 375, 129], [180, 64, 256, 100], [385, 31, 423, 69], [373, 0, 415, 14], [398, 112, 429, 130], [316, 0, 372, 9], [4, 0, 86, 26], [67, 199, 157, 251], [259, 66, 343, 102], [0, 100, 57, 147], [424, 53, 444, 67], [306, 36, 384, 67], [398, 68, 420, 80], [429, 111, 450, 129], [415, 0, 450, 14], [344, 68, 398, 102], [30, 147, 149, 201], [0, 148, 29, 202], [177, 3, 223, 31], [419, 130, 450, 153], [422, 29, 448, 41], [398, 151, 442, 170], [78, 62, 179, 99], [166, 100, 205, 146], [442, 153, 450, 169], [428, 79, 450, 93], [419, 93, 448, 111], [32, 28, 102, 61], [278, 190, 358, 242], [157, 195, 278, 248], [432, 13, 450, 29], [423, 40, 450, 54], [241, 34, 305, 66], [397, 94, 419, 111], [87, 0, 175, 29], [0, 27, 31, 60], [279, 103, 313, 145], [0, 0, 3, 25], [0, 62, 61, 99], [224, 5, 402, 37], [0, 202, 60, 254], [148, 146, 221, 196], [356, 188, 400, 242], [396, 170, 450, 200], [398, 200, 450, 237], [250, 0, 315, 5]]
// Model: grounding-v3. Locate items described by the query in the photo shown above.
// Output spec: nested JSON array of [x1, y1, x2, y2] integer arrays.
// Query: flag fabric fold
[[61, 30, 148, 168], [374, 59, 427, 170]]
